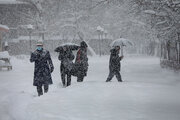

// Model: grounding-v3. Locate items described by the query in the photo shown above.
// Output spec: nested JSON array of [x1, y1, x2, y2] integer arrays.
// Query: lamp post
[[104, 30, 107, 39], [100, 28, 104, 55], [97, 26, 104, 56], [27, 24, 33, 51]]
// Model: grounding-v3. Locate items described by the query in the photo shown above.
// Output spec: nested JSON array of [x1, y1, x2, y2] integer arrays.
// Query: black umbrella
[[54, 43, 79, 52]]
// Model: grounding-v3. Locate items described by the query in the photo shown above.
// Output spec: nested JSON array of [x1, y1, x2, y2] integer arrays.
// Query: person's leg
[[106, 71, 114, 82], [77, 76, 84, 82], [115, 71, 122, 82], [44, 84, 49, 93], [67, 72, 71, 86], [61, 65, 66, 87], [76, 66, 82, 82], [61, 72, 66, 86], [37, 85, 43, 96]]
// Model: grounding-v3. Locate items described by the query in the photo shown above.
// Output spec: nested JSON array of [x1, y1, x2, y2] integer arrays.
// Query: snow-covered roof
[[0, 0, 26, 4], [11, 36, 40, 43], [0, 51, 10, 59], [11, 36, 66, 43], [10, 35, 114, 43]]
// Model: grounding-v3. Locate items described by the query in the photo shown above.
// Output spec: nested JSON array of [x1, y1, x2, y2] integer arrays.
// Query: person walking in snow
[[106, 46, 123, 82], [74, 41, 88, 82], [55, 46, 75, 87], [30, 41, 54, 96]]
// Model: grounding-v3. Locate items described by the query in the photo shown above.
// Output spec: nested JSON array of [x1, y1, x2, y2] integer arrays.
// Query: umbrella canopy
[[54, 43, 79, 52], [0, 24, 9, 32], [110, 38, 133, 56], [61, 42, 79, 46], [110, 38, 133, 48]]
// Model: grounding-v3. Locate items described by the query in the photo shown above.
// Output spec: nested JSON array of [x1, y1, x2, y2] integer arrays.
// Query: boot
[[77, 76, 84, 82], [106, 78, 111, 82], [44, 84, 49, 93], [67, 82, 71, 86], [37, 86, 43, 96], [38, 92, 43, 96]]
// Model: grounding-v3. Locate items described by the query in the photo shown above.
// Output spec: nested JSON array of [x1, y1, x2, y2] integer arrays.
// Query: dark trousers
[[61, 71, 71, 86], [77, 76, 84, 82], [37, 84, 49, 96], [106, 70, 122, 82]]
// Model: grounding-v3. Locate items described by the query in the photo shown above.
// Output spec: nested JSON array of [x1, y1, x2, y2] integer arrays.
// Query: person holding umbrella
[[55, 44, 78, 87], [106, 46, 123, 82], [74, 41, 88, 82], [30, 41, 54, 96]]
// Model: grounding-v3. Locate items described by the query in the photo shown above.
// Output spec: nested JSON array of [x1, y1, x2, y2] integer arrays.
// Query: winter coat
[[58, 48, 75, 73], [30, 49, 54, 86], [74, 48, 88, 77], [109, 48, 122, 72]]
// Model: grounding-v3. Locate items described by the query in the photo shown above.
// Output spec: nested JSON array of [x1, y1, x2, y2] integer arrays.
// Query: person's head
[[36, 41, 43, 51], [63, 46, 68, 51], [115, 46, 120, 51], [80, 41, 88, 48]]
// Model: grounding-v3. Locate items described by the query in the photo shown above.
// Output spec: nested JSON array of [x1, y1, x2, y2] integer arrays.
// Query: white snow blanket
[[0, 55, 180, 120], [0, 51, 10, 59]]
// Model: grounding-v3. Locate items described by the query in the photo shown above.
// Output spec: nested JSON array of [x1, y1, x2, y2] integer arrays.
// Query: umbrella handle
[[121, 46, 123, 56]]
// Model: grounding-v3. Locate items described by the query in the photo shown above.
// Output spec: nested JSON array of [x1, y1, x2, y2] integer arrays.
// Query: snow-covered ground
[[0, 55, 180, 120]]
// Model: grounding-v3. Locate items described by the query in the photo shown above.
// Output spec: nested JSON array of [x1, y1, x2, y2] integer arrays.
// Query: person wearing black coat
[[30, 42, 54, 96], [106, 46, 123, 82], [56, 46, 75, 87], [75, 41, 88, 82]]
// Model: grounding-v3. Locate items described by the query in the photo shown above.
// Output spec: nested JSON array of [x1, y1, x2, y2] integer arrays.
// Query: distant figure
[[106, 46, 123, 82], [75, 41, 88, 82], [30, 41, 54, 96], [56, 46, 75, 87]]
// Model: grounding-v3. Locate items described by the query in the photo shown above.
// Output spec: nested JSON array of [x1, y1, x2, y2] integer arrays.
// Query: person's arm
[[119, 56, 124, 61], [58, 52, 64, 60], [111, 55, 117, 63], [47, 51, 54, 73], [54, 47, 61, 52], [83, 51, 88, 62], [30, 52, 38, 62]]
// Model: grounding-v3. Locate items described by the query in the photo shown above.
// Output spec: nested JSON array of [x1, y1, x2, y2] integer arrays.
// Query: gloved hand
[[120, 56, 124, 60]]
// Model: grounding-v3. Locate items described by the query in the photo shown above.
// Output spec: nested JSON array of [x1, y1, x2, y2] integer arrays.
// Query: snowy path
[[0, 55, 180, 120]]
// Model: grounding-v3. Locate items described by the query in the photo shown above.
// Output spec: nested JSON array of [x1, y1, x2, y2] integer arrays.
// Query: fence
[[160, 40, 180, 70]]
